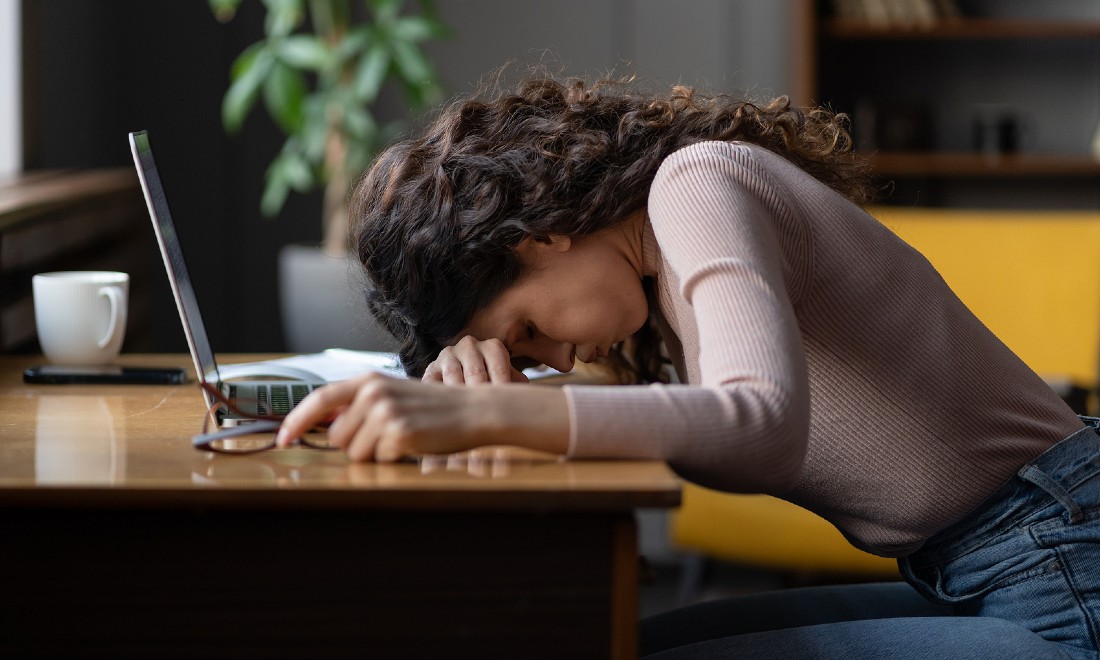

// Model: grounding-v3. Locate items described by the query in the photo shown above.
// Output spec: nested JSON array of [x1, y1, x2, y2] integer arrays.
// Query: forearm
[[472, 384, 571, 455], [565, 381, 808, 492]]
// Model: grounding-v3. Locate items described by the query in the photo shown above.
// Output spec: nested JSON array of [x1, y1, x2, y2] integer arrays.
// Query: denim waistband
[[1026, 417, 1100, 493], [911, 420, 1100, 564], [1017, 418, 1100, 524]]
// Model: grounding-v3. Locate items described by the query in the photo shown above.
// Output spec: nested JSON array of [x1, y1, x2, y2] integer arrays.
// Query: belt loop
[[1018, 464, 1084, 523], [1078, 415, 1100, 433]]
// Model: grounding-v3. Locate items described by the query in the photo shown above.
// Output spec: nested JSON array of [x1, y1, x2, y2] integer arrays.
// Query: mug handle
[[97, 286, 124, 349]]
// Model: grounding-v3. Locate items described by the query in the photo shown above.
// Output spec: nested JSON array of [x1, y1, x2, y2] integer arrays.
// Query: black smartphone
[[23, 364, 189, 385]]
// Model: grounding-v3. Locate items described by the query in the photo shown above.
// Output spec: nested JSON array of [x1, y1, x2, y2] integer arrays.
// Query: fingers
[[421, 336, 516, 385], [276, 377, 360, 447], [327, 379, 403, 461], [279, 373, 429, 462]]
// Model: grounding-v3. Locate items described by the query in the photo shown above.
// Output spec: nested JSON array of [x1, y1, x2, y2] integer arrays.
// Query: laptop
[[128, 130, 325, 424]]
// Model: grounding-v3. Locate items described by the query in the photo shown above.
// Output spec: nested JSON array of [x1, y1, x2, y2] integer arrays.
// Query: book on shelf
[[1091, 115, 1100, 161], [831, 0, 960, 27]]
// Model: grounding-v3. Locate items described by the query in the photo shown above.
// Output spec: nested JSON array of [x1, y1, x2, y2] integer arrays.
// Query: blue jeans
[[642, 422, 1100, 659], [900, 421, 1100, 659]]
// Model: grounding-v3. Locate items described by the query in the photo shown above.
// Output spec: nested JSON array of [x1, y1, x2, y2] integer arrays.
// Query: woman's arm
[[276, 372, 569, 461], [563, 142, 811, 493]]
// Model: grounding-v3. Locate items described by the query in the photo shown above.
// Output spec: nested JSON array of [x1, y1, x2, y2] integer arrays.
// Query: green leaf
[[262, 0, 305, 37], [342, 103, 378, 143], [390, 16, 446, 42], [263, 147, 316, 216], [390, 39, 433, 86], [277, 35, 330, 70], [208, 0, 243, 22], [262, 61, 307, 134], [222, 49, 276, 133], [281, 147, 316, 192], [300, 97, 329, 163], [353, 42, 390, 102], [214, 0, 448, 220], [308, 0, 351, 39], [261, 163, 292, 217], [367, 0, 402, 24], [333, 26, 370, 68], [418, 0, 440, 21], [230, 42, 265, 80]]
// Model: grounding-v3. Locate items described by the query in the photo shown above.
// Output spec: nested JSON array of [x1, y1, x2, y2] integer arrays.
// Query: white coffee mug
[[33, 271, 129, 365]]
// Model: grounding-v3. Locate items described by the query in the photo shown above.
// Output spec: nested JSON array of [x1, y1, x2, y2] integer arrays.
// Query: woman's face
[[462, 228, 649, 373]]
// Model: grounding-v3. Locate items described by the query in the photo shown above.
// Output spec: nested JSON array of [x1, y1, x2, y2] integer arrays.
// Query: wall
[[427, 0, 791, 100], [0, 0, 19, 176]]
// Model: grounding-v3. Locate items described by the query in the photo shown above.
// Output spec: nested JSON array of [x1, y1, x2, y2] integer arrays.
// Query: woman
[[279, 73, 1099, 658]]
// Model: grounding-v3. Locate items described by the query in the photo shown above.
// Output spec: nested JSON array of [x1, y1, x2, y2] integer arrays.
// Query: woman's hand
[[422, 335, 529, 385], [276, 372, 569, 462]]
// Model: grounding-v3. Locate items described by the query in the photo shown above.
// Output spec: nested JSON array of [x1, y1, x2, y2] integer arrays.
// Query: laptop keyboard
[[264, 383, 314, 415], [227, 383, 317, 416]]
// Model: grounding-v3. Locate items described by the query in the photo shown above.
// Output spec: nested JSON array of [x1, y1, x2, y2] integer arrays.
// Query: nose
[[525, 339, 575, 373]]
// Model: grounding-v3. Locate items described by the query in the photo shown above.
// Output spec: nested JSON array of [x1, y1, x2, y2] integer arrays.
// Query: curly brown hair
[[351, 72, 873, 379]]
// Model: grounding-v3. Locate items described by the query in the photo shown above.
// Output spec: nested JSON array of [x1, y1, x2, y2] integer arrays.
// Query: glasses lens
[[298, 434, 338, 450], [205, 435, 277, 453]]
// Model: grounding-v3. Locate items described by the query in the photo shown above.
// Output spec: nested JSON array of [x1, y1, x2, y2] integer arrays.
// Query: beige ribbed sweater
[[562, 141, 1082, 557]]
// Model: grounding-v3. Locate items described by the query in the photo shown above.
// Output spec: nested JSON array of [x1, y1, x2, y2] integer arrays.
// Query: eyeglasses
[[192, 381, 336, 454]]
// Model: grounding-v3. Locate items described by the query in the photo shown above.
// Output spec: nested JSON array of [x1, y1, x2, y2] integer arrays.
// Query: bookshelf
[[869, 152, 1100, 178], [823, 18, 1100, 41], [794, 0, 1100, 206]]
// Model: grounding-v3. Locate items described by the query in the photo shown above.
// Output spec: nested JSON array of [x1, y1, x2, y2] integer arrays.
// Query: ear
[[517, 234, 572, 259]]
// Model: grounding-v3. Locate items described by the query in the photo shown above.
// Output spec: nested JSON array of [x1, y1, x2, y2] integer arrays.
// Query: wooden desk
[[0, 355, 680, 659]]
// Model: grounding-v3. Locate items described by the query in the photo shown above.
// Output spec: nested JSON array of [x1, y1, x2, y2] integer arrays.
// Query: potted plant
[[209, 0, 446, 351]]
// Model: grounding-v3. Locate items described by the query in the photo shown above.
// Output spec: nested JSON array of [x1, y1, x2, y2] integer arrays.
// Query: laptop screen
[[129, 130, 220, 387]]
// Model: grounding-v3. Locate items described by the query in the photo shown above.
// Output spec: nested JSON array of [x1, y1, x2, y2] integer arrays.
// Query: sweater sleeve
[[563, 142, 810, 494]]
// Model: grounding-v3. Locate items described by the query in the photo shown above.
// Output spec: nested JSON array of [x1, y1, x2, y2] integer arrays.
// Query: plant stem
[[309, 0, 353, 256], [307, 0, 349, 42], [322, 129, 350, 256]]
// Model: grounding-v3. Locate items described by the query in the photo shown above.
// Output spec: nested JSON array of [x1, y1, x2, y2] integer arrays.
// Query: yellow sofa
[[882, 207, 1100, 391], [672, 207, 1100, 590]]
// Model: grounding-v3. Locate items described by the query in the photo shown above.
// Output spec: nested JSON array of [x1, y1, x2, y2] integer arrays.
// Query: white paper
[[245, 349, 566, 383], [253, 349, 406, 382]]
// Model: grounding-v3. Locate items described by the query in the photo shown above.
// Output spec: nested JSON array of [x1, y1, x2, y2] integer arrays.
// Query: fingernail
[[275, 429, 289, 447]]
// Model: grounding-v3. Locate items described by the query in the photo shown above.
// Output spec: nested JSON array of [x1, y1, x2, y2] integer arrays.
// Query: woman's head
[[460, 213, 652, 375], [352, 70, 871, 377]]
